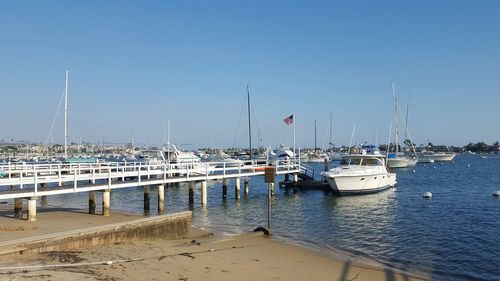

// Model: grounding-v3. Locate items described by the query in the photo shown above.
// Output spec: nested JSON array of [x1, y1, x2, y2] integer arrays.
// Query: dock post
[[89, 191, 96, 214], [285, 174, 289, 182], [14, 198, 23, 219], [144, 185, 151, 215], [222, 178, 228, 197], [293, 174, 298, 186], [28, 197, 37, 222], [201, 181, 207, 206], [158, 184, 165, 215], [189, 182, 195, 204], [102, 190, 110, 216], [270, 182, 275, 196], [235, 178, 241, 199], [40, 183, 48, 206], [244, 177, 249, 195]]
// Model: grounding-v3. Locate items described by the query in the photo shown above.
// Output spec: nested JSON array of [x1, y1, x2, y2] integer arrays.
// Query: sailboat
[[305, 120, 329, 163], [387, 82, 410, 169]]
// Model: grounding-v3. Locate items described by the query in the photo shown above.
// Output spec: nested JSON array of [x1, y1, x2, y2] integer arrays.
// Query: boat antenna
[[392, 81, 399, 153], [247, 85, 252, 160], [64, 70, 69, 157]]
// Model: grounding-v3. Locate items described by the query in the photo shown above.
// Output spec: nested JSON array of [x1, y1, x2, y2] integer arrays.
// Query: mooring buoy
[[423, 192, 432, 199], [493, 191, 500, 197]]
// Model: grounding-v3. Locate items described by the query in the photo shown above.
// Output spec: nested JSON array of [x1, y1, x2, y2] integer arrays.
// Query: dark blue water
[[48, 154, 500, 281]]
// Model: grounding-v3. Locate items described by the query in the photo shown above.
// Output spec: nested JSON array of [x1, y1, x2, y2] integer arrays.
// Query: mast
[[405, 102, 409, 141], [392, 81, 399, 153], [314, 120, 317, 151], [329, 113, 333, 148], [247, 85, 252, 160], [64, 70, 69, 157]]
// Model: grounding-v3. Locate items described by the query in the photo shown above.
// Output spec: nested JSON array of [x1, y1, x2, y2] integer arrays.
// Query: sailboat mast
[[247, 85, 252, 160], [64, 70, 69, 157], [392, 82, 399, 153], [329, 114, 333, 148], [405, 103, 409, 141], [314, 120, 317, 151]]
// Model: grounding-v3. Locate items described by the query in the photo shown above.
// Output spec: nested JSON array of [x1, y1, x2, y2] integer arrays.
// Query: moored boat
[[321, 154, 396, 195]]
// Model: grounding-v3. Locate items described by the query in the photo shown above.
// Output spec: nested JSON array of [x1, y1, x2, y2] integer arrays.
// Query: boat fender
[[423, 192, 432, 199], [493, 191, 500, 197]]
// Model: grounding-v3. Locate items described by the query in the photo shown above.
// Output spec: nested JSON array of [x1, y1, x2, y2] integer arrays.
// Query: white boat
[[305, 151, 330, 163], [417, 157, 435, 164], [321, 154, 396, 195], [387, 154, 410, 169], [419, 152, 456, 162], [204, 150, 244, 168]]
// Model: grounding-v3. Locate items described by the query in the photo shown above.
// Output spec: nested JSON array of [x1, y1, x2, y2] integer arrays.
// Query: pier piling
[[144, 185, 151, 215], [201, 181, 207, 206], [89, 191, 96, 214], [102, 190, 110, 216], [235, 178, 241, 199], [189, 182, 195, 204], [158, 184, 165, 215], [28, 197, 37, 222], [222, 178, 228, 197], [244, 177, 249, 195], [14, 198, 23, 219]]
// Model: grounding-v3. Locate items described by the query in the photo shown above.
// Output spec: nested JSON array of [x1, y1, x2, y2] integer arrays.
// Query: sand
[[0, 204, 429, 281]]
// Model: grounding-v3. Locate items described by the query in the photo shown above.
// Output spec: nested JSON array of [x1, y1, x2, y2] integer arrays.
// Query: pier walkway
[[0, 159, 302, 221]]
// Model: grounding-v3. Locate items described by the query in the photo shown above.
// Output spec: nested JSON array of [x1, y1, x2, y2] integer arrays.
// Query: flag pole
[[293, 112, 296, 157]]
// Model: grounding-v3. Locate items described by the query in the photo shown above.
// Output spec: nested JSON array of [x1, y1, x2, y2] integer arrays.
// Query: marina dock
[[0, 160, 302, 221]]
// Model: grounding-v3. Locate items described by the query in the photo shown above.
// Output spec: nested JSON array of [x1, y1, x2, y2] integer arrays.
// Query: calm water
[[48, 154, 499, 281]]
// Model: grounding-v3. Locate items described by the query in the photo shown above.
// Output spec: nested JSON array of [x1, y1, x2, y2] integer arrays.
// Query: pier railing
[[0, 159, 302, 200]]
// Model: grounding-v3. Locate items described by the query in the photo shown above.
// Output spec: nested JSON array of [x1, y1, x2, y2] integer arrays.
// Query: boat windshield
[[341, 157, 381, 166]]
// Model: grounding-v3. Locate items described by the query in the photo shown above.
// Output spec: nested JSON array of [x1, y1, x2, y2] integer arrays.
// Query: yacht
[[418, 152, 456, 162], [321, 153, 396, 195]]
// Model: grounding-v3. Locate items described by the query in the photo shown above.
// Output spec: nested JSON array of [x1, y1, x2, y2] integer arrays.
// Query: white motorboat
[[304, 151, 330, 163], [419, 152, 456, 162], [321, 154, 396, 195], [204, 150, 244, 168]]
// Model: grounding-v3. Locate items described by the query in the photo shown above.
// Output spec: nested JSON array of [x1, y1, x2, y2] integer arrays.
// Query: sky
[[1, 0, 499, 149]]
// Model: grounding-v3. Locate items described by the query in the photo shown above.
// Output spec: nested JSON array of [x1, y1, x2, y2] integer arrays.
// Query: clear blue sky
[[1, 0, 499, 148]]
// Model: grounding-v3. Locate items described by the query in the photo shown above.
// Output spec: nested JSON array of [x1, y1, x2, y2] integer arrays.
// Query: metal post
[[267, 183, 272, 231]]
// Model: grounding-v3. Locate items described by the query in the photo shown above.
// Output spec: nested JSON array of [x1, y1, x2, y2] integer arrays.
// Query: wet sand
[[0, 204, 428, 281]]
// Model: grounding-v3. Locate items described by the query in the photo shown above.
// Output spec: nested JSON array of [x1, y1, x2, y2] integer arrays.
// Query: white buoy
[[467, 164, 470, 167], [412, 170, 416, 173], [423, 192, 432, 199], [493, 191, 500, 197]]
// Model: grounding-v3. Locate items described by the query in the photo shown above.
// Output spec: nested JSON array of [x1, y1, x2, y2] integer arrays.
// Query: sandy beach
[[0, 205, 428, 281]]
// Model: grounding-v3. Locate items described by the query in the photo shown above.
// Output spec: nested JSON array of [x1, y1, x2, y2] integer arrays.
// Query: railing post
[[74, 169, 77, 192], [108, 167, 112, 188], [223, 162, 226, 177], [20, 171, 23, 189], [34, 169, 38, 196]]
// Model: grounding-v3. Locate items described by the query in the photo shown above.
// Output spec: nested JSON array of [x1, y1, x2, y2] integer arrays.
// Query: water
[[47, 154, 500, 281]]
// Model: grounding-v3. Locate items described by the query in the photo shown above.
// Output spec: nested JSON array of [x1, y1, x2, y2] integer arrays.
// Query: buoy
[[467, 164, 470, 167], [493, 191, 500, 197], [423, 192, 432, 199], [412, 170, 416, 173]]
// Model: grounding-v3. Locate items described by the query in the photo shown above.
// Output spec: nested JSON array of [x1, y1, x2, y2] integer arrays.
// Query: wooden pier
[[0, 160, 302, 221]]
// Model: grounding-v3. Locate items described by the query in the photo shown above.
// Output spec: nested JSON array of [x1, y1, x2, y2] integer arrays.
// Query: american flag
[[283, 114, 294, 125]]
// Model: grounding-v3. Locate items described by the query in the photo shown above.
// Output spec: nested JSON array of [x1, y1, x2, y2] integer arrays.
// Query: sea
[[46, 154, 500, 281]]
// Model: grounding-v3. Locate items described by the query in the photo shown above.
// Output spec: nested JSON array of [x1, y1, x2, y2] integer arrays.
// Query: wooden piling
[[102, 190, 110, 216], [28, 197, 37, 222], [235, 178, 241, 199], [201, 181, 207, 206], [158, 184, 165, 215], [144, 185, 151, 215], [189, 182, 195, 204], [222, 178, 228, 197], [244, 177, 249, 195], [89, 191, 96, 214]]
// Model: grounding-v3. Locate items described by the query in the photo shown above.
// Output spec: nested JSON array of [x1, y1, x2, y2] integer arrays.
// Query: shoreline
[[0, 205, 429, 281]]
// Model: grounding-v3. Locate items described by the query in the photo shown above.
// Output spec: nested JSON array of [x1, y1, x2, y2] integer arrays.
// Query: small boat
[[419, 152, 456, 162], [321, 153, 396, 195]]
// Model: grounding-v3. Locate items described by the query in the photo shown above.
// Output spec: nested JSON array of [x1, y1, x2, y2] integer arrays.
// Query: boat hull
[[324, 172, 396, 195], [387, 158, 409, 168]]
